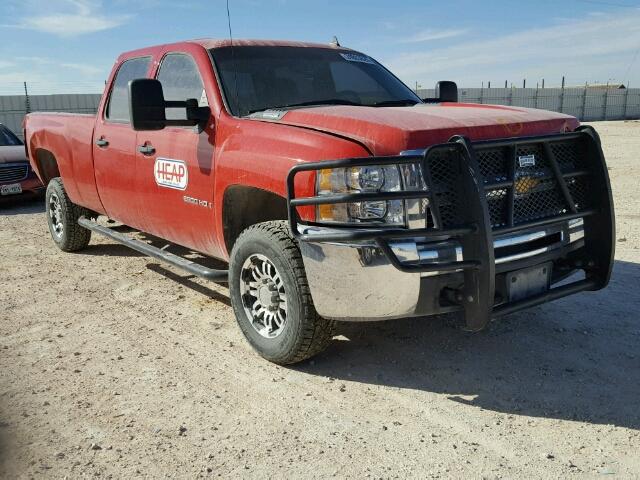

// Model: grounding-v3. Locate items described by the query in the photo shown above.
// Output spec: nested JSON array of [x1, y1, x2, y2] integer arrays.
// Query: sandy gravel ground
[[1, 121, 639, 479]]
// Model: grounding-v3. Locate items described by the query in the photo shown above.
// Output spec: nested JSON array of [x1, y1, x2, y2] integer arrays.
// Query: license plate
[[1, 183, 22, 195], [507, 262, 552, 302]]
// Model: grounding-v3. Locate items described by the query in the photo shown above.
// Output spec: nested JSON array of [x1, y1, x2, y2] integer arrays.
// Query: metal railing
[[418, 86, 640, 122], [1, 85, 638, 141]]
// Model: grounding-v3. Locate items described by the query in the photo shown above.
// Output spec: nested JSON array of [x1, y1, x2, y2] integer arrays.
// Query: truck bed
[[24, 112, 104, 214]]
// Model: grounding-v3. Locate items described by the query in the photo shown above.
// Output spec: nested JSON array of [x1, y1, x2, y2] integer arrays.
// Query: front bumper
[[0, 163, 44, 198], [299, 217, 586, 321], [287, 127, 615, 328]]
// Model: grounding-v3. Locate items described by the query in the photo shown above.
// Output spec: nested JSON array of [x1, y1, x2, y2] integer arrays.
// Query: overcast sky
[[1, 0, 639, 94]]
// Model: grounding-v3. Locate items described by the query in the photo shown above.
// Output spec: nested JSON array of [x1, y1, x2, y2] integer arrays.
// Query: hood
[[0, 145, 27, 164], [265, 103, 579, 155]]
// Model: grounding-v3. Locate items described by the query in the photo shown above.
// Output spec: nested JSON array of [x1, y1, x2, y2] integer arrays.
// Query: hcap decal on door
[[154, 158, 188, 190]]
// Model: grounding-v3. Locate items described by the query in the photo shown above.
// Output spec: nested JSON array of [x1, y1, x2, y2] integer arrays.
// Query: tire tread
[[233, 220, 334, 364], [47, 177, 91, 252]]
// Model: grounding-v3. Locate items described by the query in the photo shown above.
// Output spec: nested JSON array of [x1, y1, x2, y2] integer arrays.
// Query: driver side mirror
[[128, 78, 210, 131]]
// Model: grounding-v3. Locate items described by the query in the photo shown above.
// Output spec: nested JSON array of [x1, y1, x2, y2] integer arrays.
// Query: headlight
[[316, 164, 406, 225]]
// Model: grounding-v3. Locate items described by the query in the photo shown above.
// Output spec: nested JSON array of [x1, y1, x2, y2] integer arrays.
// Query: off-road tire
[[229, 221, 334, 364], [45, 177, 92, 252]]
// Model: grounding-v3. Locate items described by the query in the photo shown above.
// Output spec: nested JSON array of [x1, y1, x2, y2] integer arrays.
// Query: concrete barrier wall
[[418, 87, 640, 122], [0, 94, 102, 140]]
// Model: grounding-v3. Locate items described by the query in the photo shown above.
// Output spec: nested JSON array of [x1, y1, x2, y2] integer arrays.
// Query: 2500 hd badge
[[183, 195, 212, 208]]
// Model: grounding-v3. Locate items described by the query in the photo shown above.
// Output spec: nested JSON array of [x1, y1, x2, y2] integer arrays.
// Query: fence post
[[23, 81, 31, 114], [581, 83, 587, 121], [603, 82, 609, 121], [534, 84, 539, 109], [480, 82, 484, 104], [623, 83, 630, 120], [559, 76, 565, 113]]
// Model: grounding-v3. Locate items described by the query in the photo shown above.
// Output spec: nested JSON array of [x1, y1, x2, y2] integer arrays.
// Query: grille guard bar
[[286, 126, 615, 330]]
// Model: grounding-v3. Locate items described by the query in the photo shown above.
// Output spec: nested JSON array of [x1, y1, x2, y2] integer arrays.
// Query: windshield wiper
[[248, 99, 363, 115], [370, 99, 421, 107]]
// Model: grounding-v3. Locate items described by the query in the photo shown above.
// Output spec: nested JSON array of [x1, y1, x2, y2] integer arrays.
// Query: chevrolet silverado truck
[[24, 39, 615, 364]]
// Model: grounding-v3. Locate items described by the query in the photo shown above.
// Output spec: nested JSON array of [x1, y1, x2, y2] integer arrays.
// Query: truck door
[[133, 52, 217, 254], [93, 56, 151, 228]]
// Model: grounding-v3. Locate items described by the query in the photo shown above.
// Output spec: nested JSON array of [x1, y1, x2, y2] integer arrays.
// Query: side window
[[106, 56, 151, 122], [157, 54, 207, 120]]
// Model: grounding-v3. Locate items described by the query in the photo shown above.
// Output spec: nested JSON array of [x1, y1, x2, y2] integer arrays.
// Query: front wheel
[[45, 177, 92, 252], [229, 221, 334, 364]]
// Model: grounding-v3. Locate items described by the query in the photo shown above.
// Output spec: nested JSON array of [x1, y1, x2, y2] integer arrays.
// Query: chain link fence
[[1, 86, 639, 141]]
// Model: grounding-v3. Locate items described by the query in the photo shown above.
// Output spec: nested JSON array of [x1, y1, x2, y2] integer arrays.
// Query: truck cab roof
[[118, 38, 352, 60]]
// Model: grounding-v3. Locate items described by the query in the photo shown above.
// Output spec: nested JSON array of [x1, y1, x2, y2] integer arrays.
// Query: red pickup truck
[[24, 39, 615, 364]]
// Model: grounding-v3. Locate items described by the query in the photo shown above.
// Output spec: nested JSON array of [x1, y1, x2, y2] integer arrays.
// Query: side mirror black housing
[[129, 79, 166, 130], [128, 78, 211, 131], [422, 81, 459, 103], [435, 81, 458, 103]]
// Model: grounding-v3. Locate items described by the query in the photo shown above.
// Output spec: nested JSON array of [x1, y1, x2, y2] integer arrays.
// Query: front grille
[[0, 164, 29, 183], [486, 188, 508, 227], [475, 137, 592, 229], [421, 135, 594, 230], [424, 147, 464, 228]]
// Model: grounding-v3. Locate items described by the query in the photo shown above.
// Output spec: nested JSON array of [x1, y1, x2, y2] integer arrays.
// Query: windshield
[[210, 46, 421, 117], [0, 125, 22, 146]]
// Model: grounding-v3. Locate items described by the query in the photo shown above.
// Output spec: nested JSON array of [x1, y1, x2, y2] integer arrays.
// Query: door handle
[[138, 144, 156, 155], [95, 138, 109, 147]]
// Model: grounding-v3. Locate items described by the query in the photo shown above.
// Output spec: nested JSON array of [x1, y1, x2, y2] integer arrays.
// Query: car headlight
[[316, 165, 406, 225]]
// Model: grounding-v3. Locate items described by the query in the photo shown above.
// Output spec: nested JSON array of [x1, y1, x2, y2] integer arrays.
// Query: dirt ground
[[1, 121, 639, 479]]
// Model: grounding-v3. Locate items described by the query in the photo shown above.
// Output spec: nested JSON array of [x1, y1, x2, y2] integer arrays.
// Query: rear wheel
[[45, 177, 91, 252], [229, 221, 334, 364]]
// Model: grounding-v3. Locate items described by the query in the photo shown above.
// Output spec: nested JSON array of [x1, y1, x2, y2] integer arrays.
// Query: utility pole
[[603, 81, 609, 120], [623, 81, 630, 120], [23, 81, 31, 114], [559, 76, 565, 113], [581, 82, 588, 121]]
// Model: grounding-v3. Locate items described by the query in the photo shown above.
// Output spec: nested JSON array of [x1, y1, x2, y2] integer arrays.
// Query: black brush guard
[[286, 126, 615, 330]]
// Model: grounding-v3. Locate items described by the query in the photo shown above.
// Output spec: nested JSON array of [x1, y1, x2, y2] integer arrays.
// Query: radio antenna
[[226, 0, 240, 115]]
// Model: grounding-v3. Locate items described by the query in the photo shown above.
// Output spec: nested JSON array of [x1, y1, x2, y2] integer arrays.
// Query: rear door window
[[156, 53, 207, 120], [106, 56, 151, 122]]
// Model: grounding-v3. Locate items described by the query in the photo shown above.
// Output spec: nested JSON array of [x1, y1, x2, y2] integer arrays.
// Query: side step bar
[[78, 217, 229, 283]]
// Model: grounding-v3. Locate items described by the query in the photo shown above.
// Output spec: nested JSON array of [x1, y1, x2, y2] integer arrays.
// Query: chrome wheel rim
[[48, 192, 64, 238], [239, 253, 288, 338]]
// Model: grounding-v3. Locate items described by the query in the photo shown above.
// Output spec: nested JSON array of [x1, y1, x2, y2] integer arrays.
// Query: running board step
[[78, 217, 228, 283]]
